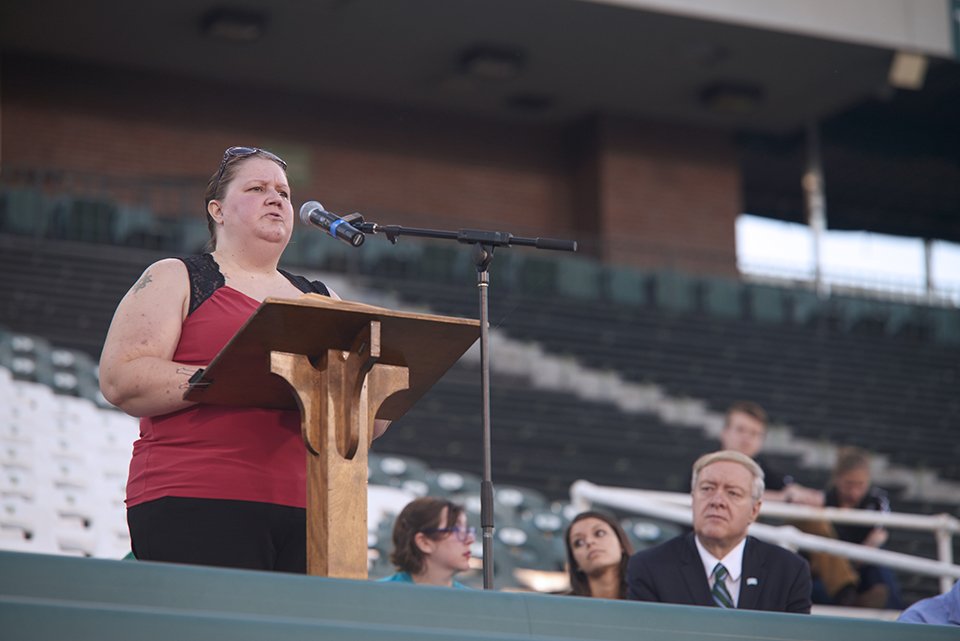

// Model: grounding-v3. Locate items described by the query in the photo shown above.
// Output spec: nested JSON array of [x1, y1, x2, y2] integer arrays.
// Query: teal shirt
[[378, 571, 469, 589]]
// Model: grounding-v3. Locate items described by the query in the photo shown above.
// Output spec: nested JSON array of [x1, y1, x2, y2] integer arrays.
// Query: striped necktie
[[711, 563, 734, 608]]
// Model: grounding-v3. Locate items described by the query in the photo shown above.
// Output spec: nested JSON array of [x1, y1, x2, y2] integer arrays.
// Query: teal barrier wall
[[0, 551, 955, 641]]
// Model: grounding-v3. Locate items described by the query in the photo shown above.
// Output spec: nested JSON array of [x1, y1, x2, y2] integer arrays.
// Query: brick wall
[[2, 54, 742, 275], [595, 117, 742, 274]]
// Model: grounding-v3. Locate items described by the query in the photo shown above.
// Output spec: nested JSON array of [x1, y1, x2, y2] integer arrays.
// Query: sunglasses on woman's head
[[214, 146, 287, 191]]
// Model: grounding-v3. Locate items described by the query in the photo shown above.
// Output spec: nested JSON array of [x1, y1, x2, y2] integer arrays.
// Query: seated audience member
[[565, 511, 634, 599], [720, 401, 865, 606], [627, 450, 811, 613], [824, 447, 904, 609], [380, 497, 475, 588], [898, 580, 960, 625], [720, 401, 822, 505]]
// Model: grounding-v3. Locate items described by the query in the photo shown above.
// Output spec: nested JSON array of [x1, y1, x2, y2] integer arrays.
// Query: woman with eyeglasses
[[564, 511, 634, 599], [100, 146, 388, 573], [380, 497, 476, 587]]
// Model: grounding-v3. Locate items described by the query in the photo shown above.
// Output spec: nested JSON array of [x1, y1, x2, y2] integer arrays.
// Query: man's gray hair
[[691, 450, 765, 502]]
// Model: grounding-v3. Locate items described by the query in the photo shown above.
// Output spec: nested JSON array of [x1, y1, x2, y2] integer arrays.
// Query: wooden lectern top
[[183, 295, 480, 420]]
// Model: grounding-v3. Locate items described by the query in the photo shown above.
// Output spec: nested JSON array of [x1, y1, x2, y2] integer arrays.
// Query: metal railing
[[570, 480, 960, 594]]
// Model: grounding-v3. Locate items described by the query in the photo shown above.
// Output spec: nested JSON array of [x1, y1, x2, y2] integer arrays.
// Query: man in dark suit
[[627, 450, 812, 613]]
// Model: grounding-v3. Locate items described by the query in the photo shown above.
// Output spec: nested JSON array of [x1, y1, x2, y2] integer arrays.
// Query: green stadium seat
[[604, 265, 647, 306], [787, 288, 821, 324], [0, 333, 55, 386], [702, 277, 743, 319], [0, 188, 48, 237], [49, 197, 117, 244], [746, 283, 786, 323], [426, 468, 481, 497], [112, 205, 157, 246], [518, 256, 559, 296], [929, 307, 960, 344], [556, 257, 602, 301], [653, 270, 697, 313]]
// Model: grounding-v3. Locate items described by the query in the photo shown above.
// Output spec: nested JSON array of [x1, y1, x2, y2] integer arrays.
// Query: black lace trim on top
[[179, 254, 224, 317], [178, 254, 330, 316]]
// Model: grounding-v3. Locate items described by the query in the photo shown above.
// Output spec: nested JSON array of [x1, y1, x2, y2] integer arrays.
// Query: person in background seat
[[564, 510, 634, 599], [824, 446, 903, 610], [380, 497, 475, 588]]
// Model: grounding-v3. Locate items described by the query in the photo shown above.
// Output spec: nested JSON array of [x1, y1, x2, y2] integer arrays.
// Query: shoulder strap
[[177, 254, 225, 316], [279, 268, 330, 297]]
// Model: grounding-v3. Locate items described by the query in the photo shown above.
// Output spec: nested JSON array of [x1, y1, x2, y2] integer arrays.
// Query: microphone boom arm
[[356, 222, 577, 252]]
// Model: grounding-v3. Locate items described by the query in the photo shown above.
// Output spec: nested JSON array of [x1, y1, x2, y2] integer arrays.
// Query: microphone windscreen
[[299, 201, 324, 225], [535, 237, 578, 252]]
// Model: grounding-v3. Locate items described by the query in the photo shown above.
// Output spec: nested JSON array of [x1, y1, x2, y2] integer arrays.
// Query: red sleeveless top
[[126, 256, 326, 509]]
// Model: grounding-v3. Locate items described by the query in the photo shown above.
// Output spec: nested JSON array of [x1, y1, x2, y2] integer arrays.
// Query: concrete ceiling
[[0, 0, 897, 134]]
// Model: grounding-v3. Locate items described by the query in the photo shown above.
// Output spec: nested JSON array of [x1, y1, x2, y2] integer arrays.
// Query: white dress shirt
[[694, 536, 746, 607]]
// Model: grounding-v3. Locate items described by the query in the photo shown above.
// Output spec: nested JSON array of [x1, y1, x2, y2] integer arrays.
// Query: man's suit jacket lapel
[[679, 533, 715, 607], [737, 536, 764, 610]]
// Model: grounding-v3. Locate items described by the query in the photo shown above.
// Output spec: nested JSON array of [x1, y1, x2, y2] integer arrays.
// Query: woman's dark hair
[[564, 510, 634, 598], [390, 497, 464, 575], [202, 148, 287, 251]]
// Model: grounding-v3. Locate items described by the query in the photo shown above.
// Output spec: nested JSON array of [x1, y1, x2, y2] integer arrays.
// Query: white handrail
[[570, 480, 960, 594], [589, 486, 960, 533]]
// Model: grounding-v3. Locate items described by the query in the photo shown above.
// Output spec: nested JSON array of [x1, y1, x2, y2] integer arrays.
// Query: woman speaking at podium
[[100, 146, 379, 572]]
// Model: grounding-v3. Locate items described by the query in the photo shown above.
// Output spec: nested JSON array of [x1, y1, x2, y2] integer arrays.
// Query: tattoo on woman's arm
[[132, 272, 153, 294]]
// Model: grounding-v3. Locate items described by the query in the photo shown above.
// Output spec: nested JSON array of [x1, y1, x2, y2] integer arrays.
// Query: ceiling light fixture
[[200, 8, 268, 43], [699, 82, 764, 115], [459, 45, 525, 82], [888, 51, 928, 90]]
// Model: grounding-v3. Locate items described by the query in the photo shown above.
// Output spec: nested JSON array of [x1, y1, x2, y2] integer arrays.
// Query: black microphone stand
[[355, 222, 577, 589]]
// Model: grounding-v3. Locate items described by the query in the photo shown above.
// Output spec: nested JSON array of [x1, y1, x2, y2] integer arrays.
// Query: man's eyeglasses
[[213, 146, 287, 192], [421, 526, 476, 543]]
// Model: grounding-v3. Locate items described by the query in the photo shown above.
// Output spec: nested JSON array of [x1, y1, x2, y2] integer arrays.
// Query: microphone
[[299, 201, 365, 247]]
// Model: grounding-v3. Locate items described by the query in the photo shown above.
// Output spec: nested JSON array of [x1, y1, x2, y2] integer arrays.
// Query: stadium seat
[[604, 265, 648, 306], [652, 270, 697, 313], [368, 453, 432, 494], [48, 197, 118, 244], [746, 283, 786, 323], [621, 517, 682, 552], [518, 256, 559, 296], [787, 288, 821, 324], [0, 495, 61, 555], [50, 348, 100, 400], [494, 485, 549, 517], [702, 277, 743, 319], [0, 187, 48, 237], [516, 509, 568, 571], [0, 465, 37, 499], [929, 306, 960, 344], [0, 334, 55, 386], [426, 468, 482, 497], [174, 217, 212, 254], [557, 257, 603, 301], [111, 204, 152, 243], [0, 441, 35, 470]]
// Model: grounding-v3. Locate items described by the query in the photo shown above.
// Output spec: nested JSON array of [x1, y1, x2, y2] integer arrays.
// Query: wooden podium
[[184, 294, 480, 578]]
